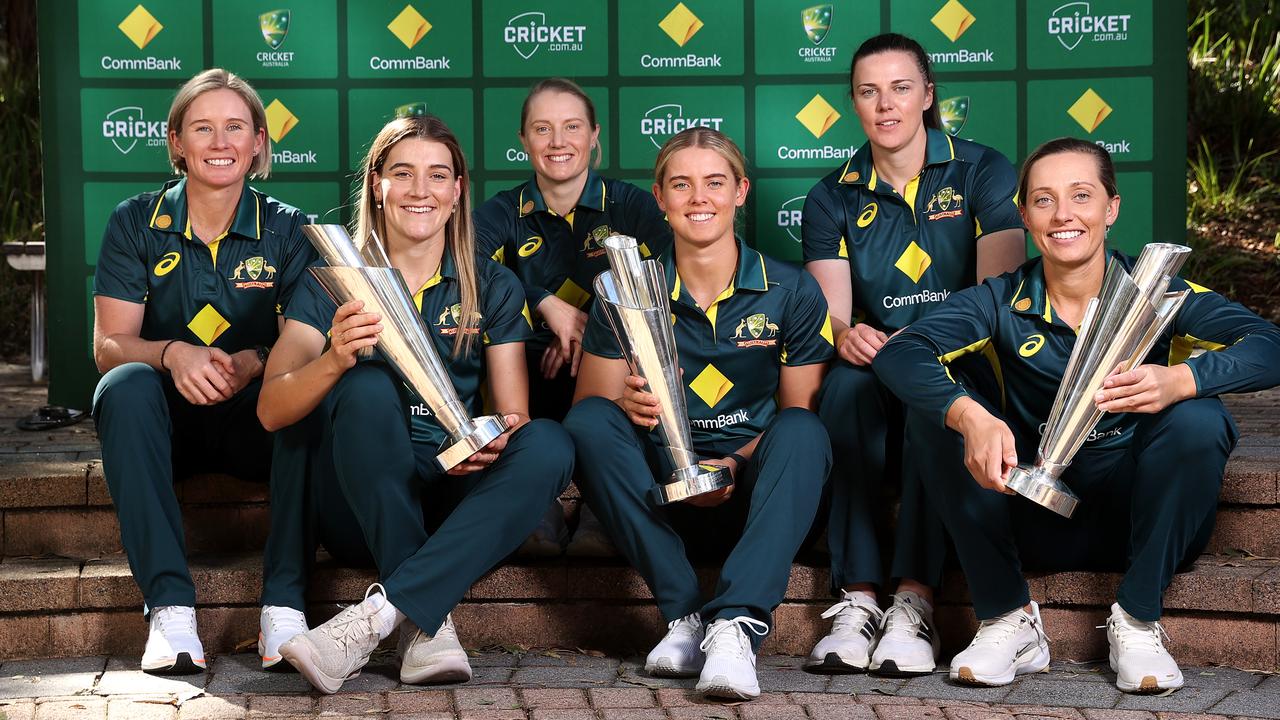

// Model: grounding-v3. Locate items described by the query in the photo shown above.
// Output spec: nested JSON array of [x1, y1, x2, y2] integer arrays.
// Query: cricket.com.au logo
[[103, 5, 182, 71], [1046, 2, 1131, 51], [102, 106, 168, 155], [370, 4, 453, 71], [928, 0, 996, 64], [640, 104, 724, 149], [776, 196, 805, 243], [643, 2, 722, 69], [798, 4, 838, 64], [257, 9, 294, 67], [504, 11, 586, 60]]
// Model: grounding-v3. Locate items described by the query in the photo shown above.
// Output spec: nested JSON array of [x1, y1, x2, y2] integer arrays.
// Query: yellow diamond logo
[[689, 363, 733, 409], [659, 2, 703, 47], [387, 4, 432, 49], [118, 4, 163, 50], [264, 99, 299, 143], [1067, 88, 1113, 133], [795, 94, 841, 139], [188, 304, 230, 346], [931, 0, 975, 42], [894, 242, 933, 283]]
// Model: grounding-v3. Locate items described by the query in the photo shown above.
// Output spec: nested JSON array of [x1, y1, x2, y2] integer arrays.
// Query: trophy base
[[1006, 465, 1079, 519], [650, 464, 733, 505], [436, 414, 510, 472]]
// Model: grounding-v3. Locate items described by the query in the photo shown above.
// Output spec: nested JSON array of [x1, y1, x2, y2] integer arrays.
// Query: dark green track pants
[[564, 397, 830, 648], [912, 396, 1237, 622]]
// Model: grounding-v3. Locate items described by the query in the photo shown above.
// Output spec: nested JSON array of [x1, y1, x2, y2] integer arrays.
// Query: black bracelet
[[158, 339, 179, 372], [724, 452, 748, 472]]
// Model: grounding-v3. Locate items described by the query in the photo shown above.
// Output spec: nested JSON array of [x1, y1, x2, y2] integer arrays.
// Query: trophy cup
[[594, 234, 734, 505], [301, 224, 508, 472], [1006, 243, 1193, 518]]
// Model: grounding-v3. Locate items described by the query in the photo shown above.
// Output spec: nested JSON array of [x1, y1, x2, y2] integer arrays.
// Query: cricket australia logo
[[731, 313, 779, 348], [435, 303, 480, 336], [260, 9, 290, 49], [802, 4, 832, 45], [582, 225, 613, 258], [924, 186, 965, 221], [231, 256, 276, 289]]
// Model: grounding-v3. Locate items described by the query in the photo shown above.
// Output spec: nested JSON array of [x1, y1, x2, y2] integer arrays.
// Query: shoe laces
[[664, 612, 703, 640], [820, 595, 884, 634], [323, 584, 385, 651], [881, 599, 927, 638], [435, 614, 458, 642], [971, 608, 1046, 648], [699, 616, 769, 661], [153, 606, 197, 637], [1102, 614, 1171, 655], [263, 606, 308, 636]]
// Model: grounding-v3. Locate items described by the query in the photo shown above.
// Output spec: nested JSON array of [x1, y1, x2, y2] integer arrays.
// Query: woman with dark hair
[[565, 127, 834, 700], [873, 138, 1280, 691], [92, 68, 316, 674], [803, 32, 1027, 676], [257, 114, 573, 694], [475, 77, 673, 420]]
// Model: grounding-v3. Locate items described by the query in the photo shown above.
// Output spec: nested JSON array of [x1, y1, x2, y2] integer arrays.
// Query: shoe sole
[[259, 633, 298, 673], [804, 652, 869, 674], [645, 660, 702, 678], [870, 659, 935, 677], [141, 652, 206, 675], [1109, 652, 1184, 693], [697, 677, 760, 700], [280, 640, 356, 694], [401, 655, 473, 685], [951, 644, 1050, 687]]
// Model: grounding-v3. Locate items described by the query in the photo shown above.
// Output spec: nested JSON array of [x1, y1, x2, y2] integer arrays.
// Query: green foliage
[[0, 4, 40, 361]]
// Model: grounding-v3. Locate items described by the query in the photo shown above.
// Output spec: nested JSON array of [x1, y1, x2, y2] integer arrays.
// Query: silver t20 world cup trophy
[[301, 224, 508, 472], [1006, 242, 1193, 518], [594, 234, 734, 505]]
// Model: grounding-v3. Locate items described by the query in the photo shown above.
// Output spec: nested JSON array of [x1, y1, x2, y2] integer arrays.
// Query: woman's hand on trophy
[[620, 374, 661, 428], [447, 413, 523, 475], [325, 300, 382, 372], [167, 341, 236, 406], [1095, 363, 1196, 414], [837, 323, 889, 366], [950, 397, 1019, 495], [683, 458, 735, 508], [537, 295, 588, 378]]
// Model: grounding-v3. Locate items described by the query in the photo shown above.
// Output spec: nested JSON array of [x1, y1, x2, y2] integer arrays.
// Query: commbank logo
[[641, 104, 723, 149], [102, 106, 167, 154], [802, 4, 832, 45], [940, 96, 969, 136], [504, 11, 586, 60], [894, 241, 932, 283], [1048, 2, 1131, 51], [1067, 88, 1111, 132], [387, 4, 432, 49], [264, 99, 299, 142], [777, 196, 805, 243], [259, 9, 290, 49], [659, 3, 703, 47], [795, 93, 841, 139], [931, 0, 975, 42], [118, 5, 163, 50]]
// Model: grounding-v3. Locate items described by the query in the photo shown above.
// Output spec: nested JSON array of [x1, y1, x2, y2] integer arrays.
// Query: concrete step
[[0, 553, 1277, 669]]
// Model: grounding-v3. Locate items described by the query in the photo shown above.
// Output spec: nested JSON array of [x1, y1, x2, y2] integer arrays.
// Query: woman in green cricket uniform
[[92, 68, 316, 675], [475, 78, 673, 421], [802, 33, 1027, 676], [564, 128, 834, 701], [256, 115, 573, 694], [873, 138, 1280, 692]]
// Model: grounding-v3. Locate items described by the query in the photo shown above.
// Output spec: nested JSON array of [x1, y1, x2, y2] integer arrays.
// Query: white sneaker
[[870, 591, 941, 677], [398, 614, 472, 684], [280, 584, 392, 694], [806, 592, 884, 673], [1105, 603, 1183, 693], [259, 605, 308, 671], [950, 601, 1050, 686], [141, 606, 206, 674], [695, 617, 769, 700], [645, 613, 704, 677]]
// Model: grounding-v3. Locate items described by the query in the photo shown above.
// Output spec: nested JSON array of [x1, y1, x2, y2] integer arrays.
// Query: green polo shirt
[[802, 128, 1022, 332], [94, 178, 315, 352], [475, 171, 673, 350], [873, 251, 1280, 454], [287, 250, 533, 448], [582, 239, 834, 453]]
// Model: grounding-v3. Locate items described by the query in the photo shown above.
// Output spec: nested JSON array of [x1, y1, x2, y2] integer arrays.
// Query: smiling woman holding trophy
[[872, 138, 1280, 693], [255, 115, 573, 694], [564, 127, 835, 701]]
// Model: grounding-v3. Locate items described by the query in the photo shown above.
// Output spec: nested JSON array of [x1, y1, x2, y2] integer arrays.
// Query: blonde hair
[[166, 68, 270, 178], [519, 78, 602, 169], [653, 127, 747, 186], [353, 115, 480, 357]]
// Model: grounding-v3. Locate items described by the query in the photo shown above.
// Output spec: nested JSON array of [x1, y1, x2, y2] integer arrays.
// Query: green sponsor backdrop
[[39, 0, 1187, 406]]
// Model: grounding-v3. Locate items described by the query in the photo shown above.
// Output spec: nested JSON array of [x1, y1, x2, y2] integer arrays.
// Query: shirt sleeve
[[272, 206, 320, 316], [801, 179, 848, 264], [473, 194, 554, 309], [781, 270, 836, 366], [481, 262, 534, 346], [92, 200, 150, 303], [1167, 279, 1280, 396], [581, 299, 624, 360], [873, 283, 1000, 426], [283, 267, 336, 336], [621, 183, 673, 259], [969, 147, 1023, 238]]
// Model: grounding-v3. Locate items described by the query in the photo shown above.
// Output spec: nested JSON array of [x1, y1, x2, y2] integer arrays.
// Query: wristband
[[158, 340, 179, 372], [724, 452, 748, 473]]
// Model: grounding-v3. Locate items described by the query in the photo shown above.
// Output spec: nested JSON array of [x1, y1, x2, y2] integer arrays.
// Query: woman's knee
[[563, 396, 629, 444], [1145, 398, 1238, 458], [330, 363, 403, 417], [509, 418, 575, 492], [93, 362, 166, 419]]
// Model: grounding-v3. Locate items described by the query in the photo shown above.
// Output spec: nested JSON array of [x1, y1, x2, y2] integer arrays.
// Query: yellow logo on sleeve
[[153, 252, 181, 276], [857, 202, 878, 228], [518, 236, 543, 257], [1019, 333, 1046, 357]]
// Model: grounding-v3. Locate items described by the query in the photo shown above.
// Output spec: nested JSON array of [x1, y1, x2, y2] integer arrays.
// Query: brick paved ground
[[0, 652, 1277, 719]]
